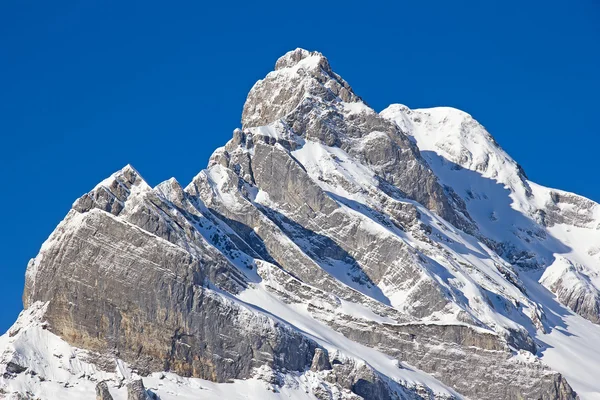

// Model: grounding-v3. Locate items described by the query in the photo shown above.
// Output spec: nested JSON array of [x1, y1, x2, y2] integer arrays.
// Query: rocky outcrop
[[381, 102, 600, 325], [127, 379, 152, 400], [241, 48, 471, 231], [96, 381, 114, 400], [23, 206, 318, 381], [310, 348, 332, 372], [541, 257, 600, 324], [242, 48, 362, 129], [257, 247, 574, 400], [543, 191, 599, 228]]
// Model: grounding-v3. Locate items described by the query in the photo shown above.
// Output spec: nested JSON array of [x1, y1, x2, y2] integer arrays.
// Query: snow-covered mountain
[[2, 48, 600, 400]]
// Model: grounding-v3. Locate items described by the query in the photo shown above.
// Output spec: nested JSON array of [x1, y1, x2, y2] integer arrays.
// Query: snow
[[519, 271, 600, 400], [290, 136, 534, 335], [341, 101, 372, 116], [91, 164, 151, 194], [381, 101, 600, 278], [237, 282, 461, 398], [278, 52, 323, 74], [248, 123, 295, 143], [201, 164, 244, 211], [0, 291, 459, 399], [291, 138, 382, 206], [381, 104, 600, 275], [337, 299, 396, 324], [382, 102, 600, 399]]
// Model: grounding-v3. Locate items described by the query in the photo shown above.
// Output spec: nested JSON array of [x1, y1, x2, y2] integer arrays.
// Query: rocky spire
[[241, 48, 362, 129], [237, 48, 471, 230], [72, 164, 150, 216]]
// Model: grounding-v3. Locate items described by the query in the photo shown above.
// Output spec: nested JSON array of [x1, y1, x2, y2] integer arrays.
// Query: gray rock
[[540, 258, 600, 324], [262, 253, 572, 400], [310, 348, 331, 372], [241, 49, 472, 230], [243, 49, 362, 130], [24, 207, 318, 382], [96, 381, 113, 400], [544, 191, 598, 228], [127, 379, 150, 400], [5, 362, 27, 375]]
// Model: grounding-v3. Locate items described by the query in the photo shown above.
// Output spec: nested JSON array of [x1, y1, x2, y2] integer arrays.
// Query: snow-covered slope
[[381, 103, 600, 398], [1, 49, 598, 399]]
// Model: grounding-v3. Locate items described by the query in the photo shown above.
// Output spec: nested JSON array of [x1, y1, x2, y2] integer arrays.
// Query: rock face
[[23, 169, 318, 382], [241, 49, 471, 232], [540, 257, 600, 324], [127, 379, 151, 400], [96, 381, 114, 400], [381, 104, 600, 325], [3, 48, 600, 399], [310, 348, 332, 372]]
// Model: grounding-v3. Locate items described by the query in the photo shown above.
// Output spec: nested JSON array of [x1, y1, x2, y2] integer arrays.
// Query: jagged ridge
[[4, 48, 600, 399]]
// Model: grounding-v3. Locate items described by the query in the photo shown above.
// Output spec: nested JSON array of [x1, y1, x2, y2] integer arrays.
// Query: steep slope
[[7, 164, 460, 400], [1, 48, 593, 399], [381, 104, 600, 398], [380, 104, 600, 324]]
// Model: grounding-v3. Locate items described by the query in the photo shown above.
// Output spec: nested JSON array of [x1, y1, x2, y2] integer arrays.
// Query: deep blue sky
[[1, 1, 598, 333]]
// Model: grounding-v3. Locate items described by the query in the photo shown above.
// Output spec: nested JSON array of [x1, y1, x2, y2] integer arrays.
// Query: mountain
[[2, 48, 600, 400]]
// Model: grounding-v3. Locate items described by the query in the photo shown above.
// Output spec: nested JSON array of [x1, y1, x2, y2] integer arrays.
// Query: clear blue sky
[[1, 1, 598, 333]]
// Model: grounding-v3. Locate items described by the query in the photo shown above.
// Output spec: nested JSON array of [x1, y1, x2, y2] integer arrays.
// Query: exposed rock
[[72, 164, 147, 217], [241, 49, 470, 230], [540, 257, 600, 323], [23, 208, 318, 381], [310, 348, 332, 372], [243, 49, 361, 129], [5, 362, 27, 375], [127, 379, 150, 400], [544, 190, 598, 228], [96, 381, 114, 400]]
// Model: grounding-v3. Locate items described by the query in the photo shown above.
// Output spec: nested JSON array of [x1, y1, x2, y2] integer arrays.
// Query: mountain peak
[[4, 49, 599, 400], [96, 164, 148, 193], [274, 48, 326, 71], [72, 164, 150, 216], [241, 49, 361, 128]]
